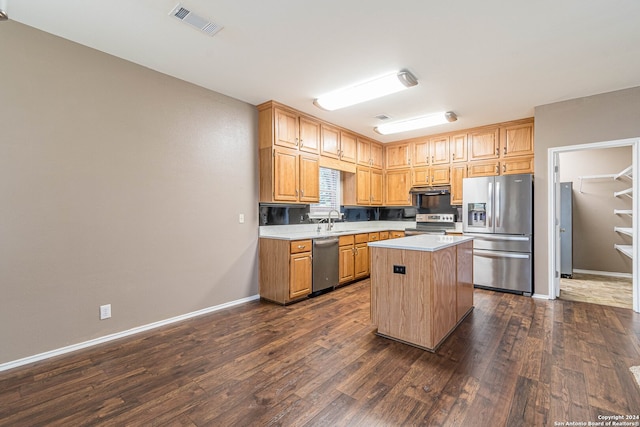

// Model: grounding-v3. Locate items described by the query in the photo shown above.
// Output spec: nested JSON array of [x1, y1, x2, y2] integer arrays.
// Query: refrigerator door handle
[[487, 182, 493, 227], [474, 249, 530, 259], [464, 233, 530, 242], [495, 181, 501, 228]]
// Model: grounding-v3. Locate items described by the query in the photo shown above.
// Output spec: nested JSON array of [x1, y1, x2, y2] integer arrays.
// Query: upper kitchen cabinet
[[264, 147, 320, 203], [259, 101, 320, 154], [468, 127, 500, 161], [385, 169, 412, 206], [385, 142, 411, 169], [357, 138, 383, 169], [352, 167, 383, 206], [412, 139, 430, 167], [500, 121, 534, 158], [339, 131, 358, 164], [320, 123, 340, 158], [450, 133, 468, 163], [430, 136, 450, 165]]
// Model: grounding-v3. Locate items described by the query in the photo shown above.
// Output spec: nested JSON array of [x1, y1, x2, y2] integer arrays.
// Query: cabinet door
[[501, 156, 534, 175], [274, 108, 299, 149], [299, 155, 320, 202], [431, 246, 457, 345], [339, 245, 355, 284], [430, 136, 450, 165], [450, 133, 468, 163], [385, 143, 411, 169], [467, 160, 499, 178], [299, 116, 320, 154], [412, 139, 430, 167], [450, 165, 467, 205], [468, 127, 500, 161], [356, 167, 371, 205], [501, 122, 533, 158], [320, 123, 340, 159], [370, 169, 384, 205], [356, 138, 371, 166], [354, 243, 369, 278], [340, 131, 357, 164], [273, 148, 299, 201], [412, 167, 430, 186], [370, 142, 384, 169], [431, 166, 450, 185], [290, 252, 311, 299], [385, 169, 412, 206]]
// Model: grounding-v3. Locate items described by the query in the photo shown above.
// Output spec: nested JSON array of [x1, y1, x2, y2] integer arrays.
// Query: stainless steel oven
[[404, 213, 455, 235]]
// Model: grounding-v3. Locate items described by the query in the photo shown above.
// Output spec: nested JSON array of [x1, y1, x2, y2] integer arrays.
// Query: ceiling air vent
[[169, 3, 223, 36], [374, 114, 392, 121]]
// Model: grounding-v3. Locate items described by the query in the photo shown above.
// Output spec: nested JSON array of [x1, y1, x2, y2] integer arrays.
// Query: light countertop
[[367, 234, 473, 252]]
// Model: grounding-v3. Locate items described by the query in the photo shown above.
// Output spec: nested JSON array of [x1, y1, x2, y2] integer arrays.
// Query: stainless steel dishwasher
[[312, 236, 339, 295]]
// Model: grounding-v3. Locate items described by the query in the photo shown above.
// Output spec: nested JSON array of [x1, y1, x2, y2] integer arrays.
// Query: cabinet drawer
[[339, 235, 354, 246], [368, 232, 380, 242], [290, 240, 312, 254], [379, 231, 390, 240], [355, 233, 369, 244]]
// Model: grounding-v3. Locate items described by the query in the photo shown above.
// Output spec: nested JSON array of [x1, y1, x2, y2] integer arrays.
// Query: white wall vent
[[169, 3, 223, 36]]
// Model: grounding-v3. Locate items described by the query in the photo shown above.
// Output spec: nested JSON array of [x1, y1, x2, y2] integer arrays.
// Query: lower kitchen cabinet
[[389, 231, 405, 239], [354, 234, 369, 279], [259, 238, 312, 304], [338, 235, 355, 285]]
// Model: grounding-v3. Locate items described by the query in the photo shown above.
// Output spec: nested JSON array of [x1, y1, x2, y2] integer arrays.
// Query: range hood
[[410, 185, 451, 195]]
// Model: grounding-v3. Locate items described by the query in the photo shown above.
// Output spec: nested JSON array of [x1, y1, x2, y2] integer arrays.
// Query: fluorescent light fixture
[[314, 70, 418, 111], [375, 111, 457, 135]]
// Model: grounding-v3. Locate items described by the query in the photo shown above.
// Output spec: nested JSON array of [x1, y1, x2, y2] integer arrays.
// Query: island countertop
[[367, 234, 473, 252]]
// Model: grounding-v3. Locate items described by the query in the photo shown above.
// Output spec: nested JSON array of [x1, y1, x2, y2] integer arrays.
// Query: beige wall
[[0, 22, 259, 364], [534, 86, 640, 296], [559, 147, 633, 274]]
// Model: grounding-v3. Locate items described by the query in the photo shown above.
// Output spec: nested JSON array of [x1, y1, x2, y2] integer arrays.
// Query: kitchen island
[[368, 234, 474, 351]]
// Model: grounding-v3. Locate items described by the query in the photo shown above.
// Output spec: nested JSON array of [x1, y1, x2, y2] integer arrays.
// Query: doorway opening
[[548, 138, 639, 312]]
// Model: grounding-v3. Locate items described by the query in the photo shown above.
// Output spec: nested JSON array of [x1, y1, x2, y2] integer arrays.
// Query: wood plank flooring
[[2, 279, 640, 426], [560, 273, 633, 309]]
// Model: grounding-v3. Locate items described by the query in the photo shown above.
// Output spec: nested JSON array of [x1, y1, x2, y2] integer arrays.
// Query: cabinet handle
[[503, 146, 507, 155], [301, 189, 304, 196], [503, 164, 506, 173], [295, 137, 299, 146], [495, 165, 499, 174], [295, 189, 299, 197], [495, 147, 499, 156], [298, 245, 306, 249], [300, 138, 304, 147], [431, 155, 434, 163]]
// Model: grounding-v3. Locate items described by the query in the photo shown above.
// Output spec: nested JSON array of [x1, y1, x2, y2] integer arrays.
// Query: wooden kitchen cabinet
[[356, 167, 382, 206], [412, 139, 430, 167], [431, 165, 451, 185], [320, 123, 340, 159], [379, 231, 390, 240], [357, 138, 383, 169], [500, 121, 533, 158], [467, 160, 500, 178], [273, 107, 320, 154], [339, 131, 358, 164], [389, 231, 405, 239], [412, 167, 430, 186], [468, 127, 500, 161], [450, 164, 467, 205], [339, 235, 355, 285], [501, 156, 534, 175], [259, 238, 311, 304], [354, 234, 369, 279], [430, 136, 450, 165], [270, 148, 319, 203], [450, 133, 468, 163], [385, 142, 411, 169], [385, 168, 412, 206]]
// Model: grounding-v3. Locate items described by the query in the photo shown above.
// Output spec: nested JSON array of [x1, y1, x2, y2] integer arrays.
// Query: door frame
[[547, 137, 639, 312]]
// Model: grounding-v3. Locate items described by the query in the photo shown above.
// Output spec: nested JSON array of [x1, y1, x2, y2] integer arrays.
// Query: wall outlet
[[393, 265, 406, 275], [239, 213, 245, 224], [99, 304, 111, 320]]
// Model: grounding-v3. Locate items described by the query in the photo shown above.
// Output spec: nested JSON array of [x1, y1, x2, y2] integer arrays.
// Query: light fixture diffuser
[[375, 111, 457, 135], [314, 70, 417, 111]]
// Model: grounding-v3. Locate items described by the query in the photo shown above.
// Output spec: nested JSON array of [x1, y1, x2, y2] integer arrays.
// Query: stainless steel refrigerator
[[462, 173, 533, 295]]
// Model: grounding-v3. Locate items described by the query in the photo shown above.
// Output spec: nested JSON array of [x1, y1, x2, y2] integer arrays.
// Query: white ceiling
[[7, 0, 640, 143]]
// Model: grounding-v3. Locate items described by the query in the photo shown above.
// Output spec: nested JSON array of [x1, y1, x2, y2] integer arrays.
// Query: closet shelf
[[615, 227, 633, 236], [614, 187, 633, 198], [578, 164, 632, 192], [615, 244, 633, 259], [614, 209, 633, 215]]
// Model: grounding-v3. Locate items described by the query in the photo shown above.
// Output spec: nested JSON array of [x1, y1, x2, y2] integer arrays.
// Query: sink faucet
[[327, 209, 341, 231]]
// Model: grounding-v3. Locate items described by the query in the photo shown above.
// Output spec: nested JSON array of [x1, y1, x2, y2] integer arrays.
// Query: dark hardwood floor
[[2, 279, 640, 426]]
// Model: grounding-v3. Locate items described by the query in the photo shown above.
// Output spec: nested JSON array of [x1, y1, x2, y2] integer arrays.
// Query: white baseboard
[[0, 294, 261, 373], [572, 269, 632, 279], [532, 293, 551, 299]]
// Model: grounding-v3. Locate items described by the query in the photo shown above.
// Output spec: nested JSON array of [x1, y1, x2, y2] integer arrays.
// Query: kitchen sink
[[329, 229, 359, 234]]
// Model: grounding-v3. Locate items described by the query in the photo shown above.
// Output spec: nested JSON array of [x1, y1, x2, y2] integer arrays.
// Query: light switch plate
[[239, 213, 245, 223]]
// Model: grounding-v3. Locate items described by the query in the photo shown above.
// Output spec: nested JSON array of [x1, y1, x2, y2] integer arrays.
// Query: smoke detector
[[169, 3, 223, 36]]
